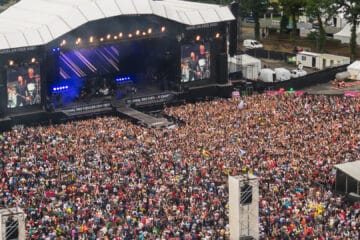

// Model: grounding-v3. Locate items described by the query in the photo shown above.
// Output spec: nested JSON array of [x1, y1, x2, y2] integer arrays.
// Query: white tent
[[274, 68, 291, 82], [228, 54, 261, 80], [335, 161, 360, 195], [347, 61, 360, 80], [0, 0, 234, 51], [259, 68, 275, 83], [334, 23, 360, 45]]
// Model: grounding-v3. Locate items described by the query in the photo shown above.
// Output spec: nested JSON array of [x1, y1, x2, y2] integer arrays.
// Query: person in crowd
[[0, 93, 359, 239]]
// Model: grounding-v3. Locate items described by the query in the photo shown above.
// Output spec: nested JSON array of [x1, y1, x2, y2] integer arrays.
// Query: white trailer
[[296, 51, 350, 70]]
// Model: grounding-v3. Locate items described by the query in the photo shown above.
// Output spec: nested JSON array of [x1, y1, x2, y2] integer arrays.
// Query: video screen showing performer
[[7, 65, 41, 108], [181, 42, 210, 83]]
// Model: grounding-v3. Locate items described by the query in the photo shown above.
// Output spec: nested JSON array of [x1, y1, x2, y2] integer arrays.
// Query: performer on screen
[[26, 67, 41, 104], [15, 75, 30, 107], [197, 43, 210, 79], [188, 51, 201, 81]]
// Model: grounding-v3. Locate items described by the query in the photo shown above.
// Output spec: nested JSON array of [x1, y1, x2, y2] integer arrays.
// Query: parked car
[[243, 39, 263, 49]]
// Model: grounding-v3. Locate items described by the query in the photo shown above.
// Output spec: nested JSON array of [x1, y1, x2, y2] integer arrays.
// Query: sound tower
[[229, 1, 239, 56], [217, 53, 228, 84]]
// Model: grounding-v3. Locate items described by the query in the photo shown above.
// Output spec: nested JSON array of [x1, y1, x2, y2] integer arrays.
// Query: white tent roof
[[347, 60, 360, 71], [0, 0, 234, 50], [335, 161, 360, 182], [334, 23, 360, 44]]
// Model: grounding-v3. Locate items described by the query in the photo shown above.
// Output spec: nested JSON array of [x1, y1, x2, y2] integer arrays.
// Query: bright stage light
[[142, 32, 146, 36], [89, 36, 94, 43], [107, 34, 111, 39], [161, 26, 166, 32], [128, 33, 133, 38], [195, 35, 201, 41], [9, 60, 14, 66], [147, 28, 152, 34], [76, 38, 82, 45], [60, 39, 66, 46], [136, 30, 140, 36], [114, 36, 118, 40], [100, 37, 104, 42], [215, 33, 220, 38], [31, 57, 36, 63], [119, 32, 123, 38]]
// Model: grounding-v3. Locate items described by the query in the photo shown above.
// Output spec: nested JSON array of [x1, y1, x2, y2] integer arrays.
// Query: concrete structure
[[229, 174, 259, 240], [0, 208, 25, 240]]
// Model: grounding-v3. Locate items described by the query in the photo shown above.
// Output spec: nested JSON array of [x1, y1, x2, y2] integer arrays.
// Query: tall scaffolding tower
[[229, 174, 259, 240], [0, 208, 25, 240]]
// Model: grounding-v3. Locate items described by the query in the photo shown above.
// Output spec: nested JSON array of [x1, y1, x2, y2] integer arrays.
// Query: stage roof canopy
[[335, 161, 360, 182], [0, 0, 234, 51]]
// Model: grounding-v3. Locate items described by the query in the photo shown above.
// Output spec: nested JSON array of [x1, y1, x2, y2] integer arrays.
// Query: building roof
[[335, 161, 360, 182], [0, 0, 234, 51]]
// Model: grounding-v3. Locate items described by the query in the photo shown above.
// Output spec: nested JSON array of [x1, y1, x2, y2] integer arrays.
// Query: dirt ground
[[240, 27, 358, 57]]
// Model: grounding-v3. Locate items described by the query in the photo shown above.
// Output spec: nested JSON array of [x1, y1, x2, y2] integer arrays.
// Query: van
[[243, 39, 263, 49]]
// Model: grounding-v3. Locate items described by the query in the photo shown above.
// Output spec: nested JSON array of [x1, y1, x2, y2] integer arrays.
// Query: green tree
[[305, 0, 336, 52], [280, 15, 289, 34], [280, 0, 307, 41], [334, 0, 360, 61], [241, 0, 269, 40]]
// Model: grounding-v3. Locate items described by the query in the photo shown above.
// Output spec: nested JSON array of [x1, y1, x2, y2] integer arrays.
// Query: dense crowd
[[0, 93, 360, 239]]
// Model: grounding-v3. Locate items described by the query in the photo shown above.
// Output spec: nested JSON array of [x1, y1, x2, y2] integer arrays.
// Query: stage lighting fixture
[[9, 60, 14, 66], [128, 33, 133, 38], [136, 30, 140, 36], [31, 57, 36, 63], [89, 36, 94, 43], [161, 26, 166, 32], [142, 32, 146, 36], [147, 28, 152, 34], [75, 38, 81, 45], [195, 35, 201, 41], [100, 38, 104, 42], [107, 34, 111, 39], [119, 32, 123, 38], [114, 36, 118, 40], [215, 33, 220, 38], [60, 39, 66, 46]]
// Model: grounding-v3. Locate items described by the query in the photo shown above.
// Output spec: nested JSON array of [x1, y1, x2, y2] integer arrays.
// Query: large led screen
[[181, 42, 210, 83], [7, 65, 41, 108], [59, 45, 122, 80]]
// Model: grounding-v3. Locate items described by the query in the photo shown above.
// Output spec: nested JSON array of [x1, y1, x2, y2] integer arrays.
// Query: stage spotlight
[[147, 28, 152, 34], [161, 26, 166, 32], [75, 38, 81, 45], [128, 33, 133, 38], [100, 37, 104, 42], [142, 32, 146, 36], [89, 36, 94, 43], [31, 57, 36, 63], [136, 30, 140, 36], [195, 35, 201, 41], [119, 32, 123, 38], [107, 34, 111, 39], [215, 33, 220, 38], [60, 39, 66, 46], [9, 60, 14, 66], [114, 36, 118, 40]]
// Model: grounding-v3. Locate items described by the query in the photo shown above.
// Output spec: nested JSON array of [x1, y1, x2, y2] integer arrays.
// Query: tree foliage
[[241, 0, 269, 40], [333, 0, 360, 61], [280, 0, 307, 41], [305, 0, 336, 51]]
